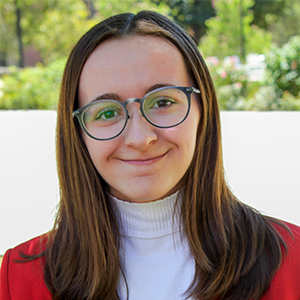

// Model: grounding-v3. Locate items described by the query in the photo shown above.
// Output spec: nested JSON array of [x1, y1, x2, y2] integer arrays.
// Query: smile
[[120, 152, 168, 166]]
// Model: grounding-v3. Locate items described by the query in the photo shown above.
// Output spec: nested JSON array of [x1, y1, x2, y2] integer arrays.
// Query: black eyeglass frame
[[73, 86, 200, 141]]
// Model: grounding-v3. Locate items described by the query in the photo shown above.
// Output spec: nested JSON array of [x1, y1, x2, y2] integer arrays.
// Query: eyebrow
[[90, 83, 175, 103], [145, 83, 175, 94]]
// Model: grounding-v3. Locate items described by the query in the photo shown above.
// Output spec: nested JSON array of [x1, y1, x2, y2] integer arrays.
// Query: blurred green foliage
[[0, 59, 65, 109], [206, 57, 250, 110], [0, 0, 299, 111], [0, 0, 170, 65], [1, 0, 96, 64], [265, 36, 300, 98], [151, 0, 215, 42], [205, 36, 300, 111], [199, 0, 272, 61], [266, 0, 300, 46], [95, 0, 170, 20]]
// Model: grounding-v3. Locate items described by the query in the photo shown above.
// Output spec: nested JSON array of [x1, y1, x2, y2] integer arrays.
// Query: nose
[[124, 104, 157, 150]]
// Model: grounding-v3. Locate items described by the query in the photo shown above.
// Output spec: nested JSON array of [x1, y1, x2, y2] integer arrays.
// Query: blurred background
[[0, 0, 300, 255], [1, 0, 300, 110]]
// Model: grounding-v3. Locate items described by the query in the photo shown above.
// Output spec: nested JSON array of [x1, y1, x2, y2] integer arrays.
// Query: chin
[[133, 189, 179, 203], [109, 188, 166, 203]]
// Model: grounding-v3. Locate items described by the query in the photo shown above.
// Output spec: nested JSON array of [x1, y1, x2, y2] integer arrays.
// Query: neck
[[108, 190, 182, 238]]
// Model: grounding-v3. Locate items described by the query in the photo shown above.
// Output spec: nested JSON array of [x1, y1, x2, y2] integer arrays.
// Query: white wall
[[0, 111, 299, 254], [221, 112, 300, 224]]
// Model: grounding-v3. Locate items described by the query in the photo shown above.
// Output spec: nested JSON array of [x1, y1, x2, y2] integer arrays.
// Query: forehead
[[78, 35, 191, 105], [82, 35, 184, 73]]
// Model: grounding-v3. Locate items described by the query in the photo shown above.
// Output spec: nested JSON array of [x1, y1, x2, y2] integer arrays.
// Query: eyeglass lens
[[82, 87, 189, 140]]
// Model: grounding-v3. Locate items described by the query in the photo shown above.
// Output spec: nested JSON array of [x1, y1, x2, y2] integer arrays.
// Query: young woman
[[1, 11, 300, 300]]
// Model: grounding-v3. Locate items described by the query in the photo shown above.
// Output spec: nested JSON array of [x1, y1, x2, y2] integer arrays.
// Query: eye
[[95, 107, 120, 120], [153, 98, 174, 108], [150, 97, 177, 109]]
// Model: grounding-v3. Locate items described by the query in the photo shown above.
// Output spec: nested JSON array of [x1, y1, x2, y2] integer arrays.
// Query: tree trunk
[[82, 0, 96, 19], [14, 0, 24, 67], [191, 0, 216, 44], [240, 0, 246, 62]]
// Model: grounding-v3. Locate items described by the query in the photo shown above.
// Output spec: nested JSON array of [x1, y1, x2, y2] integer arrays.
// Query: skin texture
[[78, 36, 200, 203]]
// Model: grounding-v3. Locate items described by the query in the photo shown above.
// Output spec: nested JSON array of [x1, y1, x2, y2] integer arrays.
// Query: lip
[[120, 151, 168, 165]]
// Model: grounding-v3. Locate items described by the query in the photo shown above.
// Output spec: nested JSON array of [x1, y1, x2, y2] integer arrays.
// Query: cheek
[[183, 108, 200, 138], [163, 121, 198, 157], [82, 135, 117, 170], [181, 113, 200, 158]]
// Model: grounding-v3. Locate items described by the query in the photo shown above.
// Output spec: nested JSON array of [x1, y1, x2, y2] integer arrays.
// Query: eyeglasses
[[73, 86, 200, 141]]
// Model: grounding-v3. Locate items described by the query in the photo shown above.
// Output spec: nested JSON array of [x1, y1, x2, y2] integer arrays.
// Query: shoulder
[[273, 221, 300, 256], [273, 220, 300, 238], [0, 235, 52, 300], [272, 221, 300, 269], [7, 235, 46, 258], [261, 221, 300, 300]]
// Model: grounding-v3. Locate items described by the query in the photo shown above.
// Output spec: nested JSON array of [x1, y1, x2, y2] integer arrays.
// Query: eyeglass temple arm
[[186, 87, 200, 94]]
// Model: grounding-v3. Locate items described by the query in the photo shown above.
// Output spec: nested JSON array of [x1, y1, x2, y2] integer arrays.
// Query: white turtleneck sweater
[[110, 192, 196, 300]]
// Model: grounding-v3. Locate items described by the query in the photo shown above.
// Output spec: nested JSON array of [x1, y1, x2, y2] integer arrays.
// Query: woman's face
[[78, 36, 200, 203]]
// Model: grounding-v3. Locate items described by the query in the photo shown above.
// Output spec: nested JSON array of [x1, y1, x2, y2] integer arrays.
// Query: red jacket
[[1, 222, 300, 299]]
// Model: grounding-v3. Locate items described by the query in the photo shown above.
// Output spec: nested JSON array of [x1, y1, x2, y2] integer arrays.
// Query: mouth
[[120, 151, 168, 166]]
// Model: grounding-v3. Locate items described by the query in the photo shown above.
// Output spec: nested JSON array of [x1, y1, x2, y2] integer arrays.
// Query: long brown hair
[[47, 11, 289, 300]]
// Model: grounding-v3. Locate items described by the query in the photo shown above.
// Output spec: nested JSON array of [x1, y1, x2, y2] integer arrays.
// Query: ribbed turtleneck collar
[[109, 191, 182, 239]]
